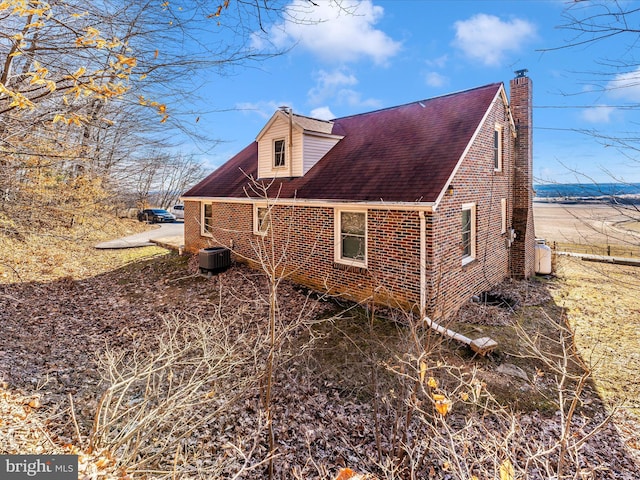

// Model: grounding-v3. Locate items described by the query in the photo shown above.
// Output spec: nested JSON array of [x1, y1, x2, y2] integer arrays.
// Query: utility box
[[199, 247, 231, 274], [535, 242, 552, 275]]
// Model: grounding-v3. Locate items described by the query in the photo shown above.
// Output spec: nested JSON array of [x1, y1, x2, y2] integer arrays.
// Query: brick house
[[182, 73, 535, 319]]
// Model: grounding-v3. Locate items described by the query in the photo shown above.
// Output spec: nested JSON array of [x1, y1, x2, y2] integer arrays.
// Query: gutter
[[180, 196, 435, 212]]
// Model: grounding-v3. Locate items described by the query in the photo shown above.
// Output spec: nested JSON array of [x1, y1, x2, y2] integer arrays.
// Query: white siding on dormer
[[257, 115, 302, 179], [303, 134, 341, 175], [257, 111, 343, 179]]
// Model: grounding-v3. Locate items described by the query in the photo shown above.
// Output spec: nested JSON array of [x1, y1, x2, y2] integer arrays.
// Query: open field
[[533, 202, 640, 256]]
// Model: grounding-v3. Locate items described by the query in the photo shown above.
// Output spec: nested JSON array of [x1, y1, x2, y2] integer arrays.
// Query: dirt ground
[[533, 202, 640, 247], [2, 253, 639, 479], [1, 213, 639, 478]]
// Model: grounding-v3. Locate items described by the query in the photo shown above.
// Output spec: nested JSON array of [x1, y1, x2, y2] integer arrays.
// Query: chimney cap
[[514, 69, 528, 78]]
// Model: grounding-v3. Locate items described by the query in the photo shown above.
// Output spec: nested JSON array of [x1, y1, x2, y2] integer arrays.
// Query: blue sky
[[176, 0, 640, 184]]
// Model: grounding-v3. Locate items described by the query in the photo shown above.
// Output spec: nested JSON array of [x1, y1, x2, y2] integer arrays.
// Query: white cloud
[[426, 54, 448, 69], [260, 0, 401, 65], [581, 105, 614, 123], [307, 68, 381, 109], [453, 14, 536, 66], [308, 69, 358, 104], [310, 106, 335, 120], [607, 67, 640, 101], [424, 71, 448, 88], [236, 100, 293, 119]]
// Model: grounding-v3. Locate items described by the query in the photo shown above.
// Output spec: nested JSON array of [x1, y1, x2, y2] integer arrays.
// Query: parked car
[[137, 208, 176, 223], [170, 204, 184, 219]]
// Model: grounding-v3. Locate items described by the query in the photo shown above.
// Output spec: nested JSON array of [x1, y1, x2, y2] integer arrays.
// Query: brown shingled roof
[[183, 83, 503, 203]]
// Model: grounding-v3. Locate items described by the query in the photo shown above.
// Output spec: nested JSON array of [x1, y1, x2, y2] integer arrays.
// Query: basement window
[[462, 203, 476, 265], [335, 209, 367, 267]]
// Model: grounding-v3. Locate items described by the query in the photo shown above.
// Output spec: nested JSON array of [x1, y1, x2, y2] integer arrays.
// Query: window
[[493, 125, 503, 171], [335, 209, 367, 266], [253, 204, 271, 235], [274, 139, 286, 167], [501, 198, 507, 234], [202, 203, 213, 235], [462, 203, 476, 264]]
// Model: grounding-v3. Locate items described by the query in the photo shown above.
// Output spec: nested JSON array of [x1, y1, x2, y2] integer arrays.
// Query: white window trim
[[494, 124, 503, 172], [201, 202, 213, 237], [253, 203, 270, 236], [334, 208, 368, 268], [462, 202, 477, 266], [273, 138, 286, 168], [501, 198, 507, 234]]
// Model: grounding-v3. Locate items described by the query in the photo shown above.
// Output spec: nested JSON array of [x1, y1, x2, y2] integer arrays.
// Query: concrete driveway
[[95, 221, 184, 249]]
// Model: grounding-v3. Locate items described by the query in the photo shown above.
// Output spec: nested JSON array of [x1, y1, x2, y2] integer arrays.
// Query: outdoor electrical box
[[199, 247, 231, 274]]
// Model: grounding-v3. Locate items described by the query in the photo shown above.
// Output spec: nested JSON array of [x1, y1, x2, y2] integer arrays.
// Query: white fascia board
[[432, 86, 505, 211], [302, 130, 344, 141], [255, 111, 281, 142], [255, 110, 304, 142], [499, 84, 517, 137], [181, 196, 434, 212]]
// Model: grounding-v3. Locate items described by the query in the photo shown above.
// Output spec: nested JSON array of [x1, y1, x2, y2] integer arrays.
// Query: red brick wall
[[509, 75, 536, 278], [427, 91, 515, 318], [184, 200, 423, 309], [183, 83, 529, 318]]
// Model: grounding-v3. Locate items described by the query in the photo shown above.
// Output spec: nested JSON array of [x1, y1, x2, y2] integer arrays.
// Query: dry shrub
[[89, 313, 269, 478], [377, 307, 625, 480]]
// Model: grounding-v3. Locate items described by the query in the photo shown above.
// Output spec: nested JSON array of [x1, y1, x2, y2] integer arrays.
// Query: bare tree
[[0, 0, 330, 233], [535, 2, 640, 254], [115, 151, 205, 209]]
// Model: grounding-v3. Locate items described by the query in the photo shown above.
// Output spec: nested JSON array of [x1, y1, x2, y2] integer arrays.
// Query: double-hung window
[[462, 203, 476, 265], [493, 125, 503, 172], [335, 209, 367, 266], [274, 139, 286, 168], [253, 204, 270, 235], [202, 203, 213, 235]]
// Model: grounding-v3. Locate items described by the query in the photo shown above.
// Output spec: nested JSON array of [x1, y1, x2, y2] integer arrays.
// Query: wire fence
[[552, 242, 640, 258]]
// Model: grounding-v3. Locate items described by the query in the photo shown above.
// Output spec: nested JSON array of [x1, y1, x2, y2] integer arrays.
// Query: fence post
[[607, 245, 611, 257]]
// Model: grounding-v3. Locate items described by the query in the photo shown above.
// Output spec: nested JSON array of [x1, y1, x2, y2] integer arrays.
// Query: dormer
[[256, 108, 344, 179]]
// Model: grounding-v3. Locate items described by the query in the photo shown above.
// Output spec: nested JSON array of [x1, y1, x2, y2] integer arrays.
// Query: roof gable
[[184, 83, 504, 203], [256, 110, 334, 142]]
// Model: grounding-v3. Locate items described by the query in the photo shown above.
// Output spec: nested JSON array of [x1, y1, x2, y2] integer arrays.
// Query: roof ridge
[[333, 82, 503, 121], [292, 112, 334, 124]]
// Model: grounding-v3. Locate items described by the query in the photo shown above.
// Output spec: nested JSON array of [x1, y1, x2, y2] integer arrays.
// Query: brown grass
[[553, 242, 640, 258], [0, 217, 164, 283], [550, 255, 640, 419]]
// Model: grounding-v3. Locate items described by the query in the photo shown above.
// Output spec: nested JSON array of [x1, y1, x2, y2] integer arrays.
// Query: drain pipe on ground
[[418, 211, 497, 356]]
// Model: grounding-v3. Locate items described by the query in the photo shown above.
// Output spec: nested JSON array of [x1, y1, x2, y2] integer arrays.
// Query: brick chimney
[[510, 71, 536, 279]]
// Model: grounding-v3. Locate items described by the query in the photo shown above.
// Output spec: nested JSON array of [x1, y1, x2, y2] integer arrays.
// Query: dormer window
[[256, 110, 341, 179], [274, 139, 286, 167]]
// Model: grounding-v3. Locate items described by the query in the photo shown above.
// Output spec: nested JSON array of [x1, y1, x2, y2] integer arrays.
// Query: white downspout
[[288, 108, 293, 177], [419, 210, 427, 318], [419, 210, 497, 356]]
